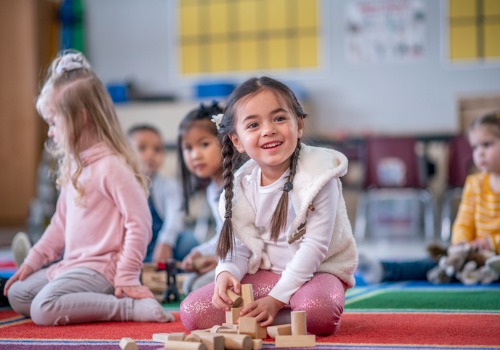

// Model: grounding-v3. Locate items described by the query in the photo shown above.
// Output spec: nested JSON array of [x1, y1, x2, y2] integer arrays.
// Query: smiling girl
[[180, 77, 357, 336]]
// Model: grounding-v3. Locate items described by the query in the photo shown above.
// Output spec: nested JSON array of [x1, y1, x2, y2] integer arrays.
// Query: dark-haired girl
[[180, 77, 357, 336]]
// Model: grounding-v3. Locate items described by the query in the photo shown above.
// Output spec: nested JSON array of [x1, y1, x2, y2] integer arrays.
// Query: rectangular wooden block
[[238, 316, 267, 339], [164, 340, 205, 350], [275, 335, 316, 348], [252, 338, 263, 349], [152, 332, 185, 342], [241, 284, 254, 306], [218, 328, 238, 334], [225, 306, 242, 324], [266, 324, 292, 338], [193, 332, 225, 350], [222, 322, 239, 329]]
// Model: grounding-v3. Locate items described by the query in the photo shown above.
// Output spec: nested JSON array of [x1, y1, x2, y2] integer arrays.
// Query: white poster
[[345, 0, 426, 63]]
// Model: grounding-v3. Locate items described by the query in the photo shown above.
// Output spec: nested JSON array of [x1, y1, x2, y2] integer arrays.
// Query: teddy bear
[[426, 242, 499, 285]]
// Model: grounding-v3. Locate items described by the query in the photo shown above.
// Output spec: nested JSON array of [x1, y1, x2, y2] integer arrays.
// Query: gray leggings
[[8, 267, 136, 325]]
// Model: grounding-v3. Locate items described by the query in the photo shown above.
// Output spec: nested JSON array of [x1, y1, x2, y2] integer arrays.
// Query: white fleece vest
[[219, 144, 358, 288]]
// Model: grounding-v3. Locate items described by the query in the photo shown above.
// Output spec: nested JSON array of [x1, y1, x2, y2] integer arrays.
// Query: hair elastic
[[283, 181, 293, 192], [224, 210, 232, 219], [55, 52, 91, 75]]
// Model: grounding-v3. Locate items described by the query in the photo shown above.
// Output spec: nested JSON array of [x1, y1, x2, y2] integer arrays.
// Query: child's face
[[229, 89, 303, 183], [181, 123, 223, 182], [41, 103, 65, 149], [129, 130, 165, 177], [469, 125, 500, 175]]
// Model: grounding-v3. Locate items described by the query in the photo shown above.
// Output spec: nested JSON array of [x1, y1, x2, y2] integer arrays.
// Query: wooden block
[[291, 311, 307, 335], [164, 340, 206, 350], [222, 333, 253, 350], [275, 335, 316, 348], [152, 332, 185, 342], [252, 339, 263, 350], [218, 328, 238, 334], [238, 317, 267, 339], [209, 325, 229, 333], [225, 307, 242, 324], [227, 289, 243, 307], [222, 322, 239, 329], [266, 324, 292, 338], [193, 332, 225, 350], [185, 333, 202, 342], [119, 338, 138, 350], [241, 284, 254, 306]]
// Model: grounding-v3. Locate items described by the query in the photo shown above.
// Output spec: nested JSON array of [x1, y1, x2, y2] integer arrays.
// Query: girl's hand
[[181, 251, 201, 271], [3, 264, 34, 296], [241, 296, 285, 327], [469, 238, 493, 251], [115, 285, 155, 299], [212, 271, 240, 310], [192, 256, 217, 274], [153, 243, 173, 263]]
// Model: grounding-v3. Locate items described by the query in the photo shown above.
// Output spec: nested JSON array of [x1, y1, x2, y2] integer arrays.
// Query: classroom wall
[[84, 0, 500, 136]]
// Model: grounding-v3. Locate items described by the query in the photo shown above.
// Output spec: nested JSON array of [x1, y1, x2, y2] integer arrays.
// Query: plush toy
[[426, 242, 499, 285]]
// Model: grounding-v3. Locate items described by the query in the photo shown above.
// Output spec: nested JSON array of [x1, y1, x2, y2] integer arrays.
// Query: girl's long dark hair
[[216, 76, 307, 259], [177, 101, 223, 214]]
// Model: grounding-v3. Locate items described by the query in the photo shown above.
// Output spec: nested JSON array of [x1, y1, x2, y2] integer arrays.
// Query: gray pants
[[8, 267, 136, 326]]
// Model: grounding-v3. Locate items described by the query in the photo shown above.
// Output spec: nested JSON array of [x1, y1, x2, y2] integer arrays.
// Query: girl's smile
[[230, 89, 303, 185]]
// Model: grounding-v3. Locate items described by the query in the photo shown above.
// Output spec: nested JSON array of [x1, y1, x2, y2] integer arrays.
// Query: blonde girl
[[177, 102, 225, 294], [180, 77, 357, 336], [3, 51, 173, 325]]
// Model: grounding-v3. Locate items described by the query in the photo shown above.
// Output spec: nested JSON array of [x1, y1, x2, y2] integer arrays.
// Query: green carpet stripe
[[346, 290, 500, 311]]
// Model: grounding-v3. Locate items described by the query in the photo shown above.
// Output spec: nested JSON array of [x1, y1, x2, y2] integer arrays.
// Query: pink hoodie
[[23, 142, 152, 287]]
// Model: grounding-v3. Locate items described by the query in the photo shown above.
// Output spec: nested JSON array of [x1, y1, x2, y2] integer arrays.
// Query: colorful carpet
[[1, 281, 499, 349]]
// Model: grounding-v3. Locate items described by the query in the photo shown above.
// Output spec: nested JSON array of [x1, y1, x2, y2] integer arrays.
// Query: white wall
[[84, 0, 500, 136]]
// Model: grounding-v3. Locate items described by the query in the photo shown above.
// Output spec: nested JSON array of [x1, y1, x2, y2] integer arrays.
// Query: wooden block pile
[[119, 284, 316, 349]]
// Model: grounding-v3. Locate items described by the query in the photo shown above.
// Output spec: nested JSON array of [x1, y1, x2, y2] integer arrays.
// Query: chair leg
[[420, 190, 436, 242], [440, 190, 452, 242], [354, 193, 368, 241]]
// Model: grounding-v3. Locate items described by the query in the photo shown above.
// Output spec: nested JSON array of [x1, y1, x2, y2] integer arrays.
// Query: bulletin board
[[446, 0, 500, 64], [177, 0, 321, 75]]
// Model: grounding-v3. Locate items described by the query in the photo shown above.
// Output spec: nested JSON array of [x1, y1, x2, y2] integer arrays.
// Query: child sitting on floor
[[180, 76, 358, 336], [358, 111, 500, 284], [128, 124, 198, 263], [3, 50, 173, 325]]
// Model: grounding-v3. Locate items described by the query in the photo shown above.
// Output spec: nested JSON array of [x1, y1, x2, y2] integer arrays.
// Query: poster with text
[[345, 0, 426, 64]]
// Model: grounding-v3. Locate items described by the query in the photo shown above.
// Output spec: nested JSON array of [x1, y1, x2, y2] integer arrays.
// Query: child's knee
[[7, 282, 32, 317], [180, 292, 224, 330], [295, 302, 343, 336], [30, 295, 63, 326]]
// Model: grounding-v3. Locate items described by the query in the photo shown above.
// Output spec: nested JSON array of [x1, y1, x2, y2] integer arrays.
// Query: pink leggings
[[180, 270, 346, 336]]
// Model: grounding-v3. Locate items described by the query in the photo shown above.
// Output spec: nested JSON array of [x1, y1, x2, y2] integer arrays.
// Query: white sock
[[132, 298, 175, 323]]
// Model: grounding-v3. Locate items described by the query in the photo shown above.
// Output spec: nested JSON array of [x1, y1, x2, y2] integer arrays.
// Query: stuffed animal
[[426, 242, 499, 285]]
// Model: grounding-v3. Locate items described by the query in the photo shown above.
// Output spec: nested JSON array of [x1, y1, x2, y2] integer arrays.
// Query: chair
[[440, 134, 473, 241], [354, 136, 436, 242]]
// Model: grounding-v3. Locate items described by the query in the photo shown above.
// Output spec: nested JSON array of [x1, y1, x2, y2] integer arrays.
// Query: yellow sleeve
[[451, 176, 476, 244], [490, 233, 500, 254]]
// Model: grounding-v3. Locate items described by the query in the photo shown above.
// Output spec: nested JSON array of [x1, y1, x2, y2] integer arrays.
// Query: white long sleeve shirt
[[216, 144, 357, 304], [149, 174, 185, 247], [192, 181, 223, 256]]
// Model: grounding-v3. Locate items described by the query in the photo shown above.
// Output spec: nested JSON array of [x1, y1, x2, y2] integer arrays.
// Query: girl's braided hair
[[216, 76, 307, 258]]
